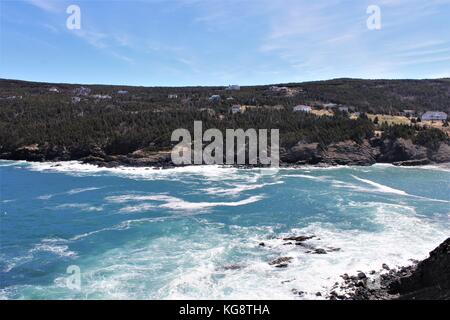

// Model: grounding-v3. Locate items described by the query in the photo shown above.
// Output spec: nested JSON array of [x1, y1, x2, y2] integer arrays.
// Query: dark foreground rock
[[391, 237, 450, 300], [339, 238, 450, 300]]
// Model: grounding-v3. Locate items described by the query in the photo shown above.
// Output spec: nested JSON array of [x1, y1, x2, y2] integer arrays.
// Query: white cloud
[[25, 0, 60, 13]]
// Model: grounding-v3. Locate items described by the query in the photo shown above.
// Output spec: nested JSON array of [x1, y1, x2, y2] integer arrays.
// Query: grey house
[[421, 111, 448, 121], [293, 105, 311, 113], [208, 95, 221, 102]]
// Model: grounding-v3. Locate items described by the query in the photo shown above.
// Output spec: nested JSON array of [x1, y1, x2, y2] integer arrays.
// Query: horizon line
[[1, 76, 450, 89]]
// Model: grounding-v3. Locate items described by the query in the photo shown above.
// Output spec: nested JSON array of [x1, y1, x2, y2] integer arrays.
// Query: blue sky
[[1, 0, 450, 86]]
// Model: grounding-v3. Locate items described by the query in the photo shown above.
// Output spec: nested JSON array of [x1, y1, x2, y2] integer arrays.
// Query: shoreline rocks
[[332, 238, 450, 300], [2, 138, 450, 168]]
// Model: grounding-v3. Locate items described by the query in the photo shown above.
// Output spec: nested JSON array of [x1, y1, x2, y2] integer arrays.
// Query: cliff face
[[2, 138, 450, 167], [280, 138, 450, 167]]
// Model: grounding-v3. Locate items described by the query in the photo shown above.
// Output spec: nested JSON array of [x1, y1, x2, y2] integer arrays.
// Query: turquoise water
[[0, 160, 449, 299]]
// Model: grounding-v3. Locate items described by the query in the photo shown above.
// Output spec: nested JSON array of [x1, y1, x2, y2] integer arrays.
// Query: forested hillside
[[0, 78, 449, 165]]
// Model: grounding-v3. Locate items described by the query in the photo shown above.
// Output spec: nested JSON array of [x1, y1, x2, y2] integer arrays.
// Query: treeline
[[381, 124, 449, 150], [294, 78, 450, 114], [0, 99, 375, 154], [0, 78, 449, 156], [1, 78, 450, 114]]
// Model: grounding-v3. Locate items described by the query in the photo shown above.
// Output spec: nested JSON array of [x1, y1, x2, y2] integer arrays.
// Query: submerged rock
[[269, 257, 293, 268], [282, 235, 315, 242], [222, 264, 244, 271]]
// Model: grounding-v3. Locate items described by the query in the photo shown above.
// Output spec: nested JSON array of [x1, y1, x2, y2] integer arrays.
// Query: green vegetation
[[0, 78, 448, 158], [381, 124, 448, 150]]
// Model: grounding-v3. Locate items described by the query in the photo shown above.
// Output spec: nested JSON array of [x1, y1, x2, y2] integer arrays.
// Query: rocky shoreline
[[258, 236, 449, 300], [331, 238, 450, 300], [2, 137, 450, 168]]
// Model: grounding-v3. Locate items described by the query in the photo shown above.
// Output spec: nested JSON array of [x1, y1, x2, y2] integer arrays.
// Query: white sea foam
[[69, 217, 173, 241], [119, 203, 156, 213], [30, 242, 76, 258], [282, 174, 330, 181], [36, 186, 103, 200], [201, 181, 283, 197], [53, 203, 104, 212], [25, 161, 247, 182], [107, 193, 264, 212], [159, 195, 264, 211], [350, 175, 408, 195], [347, 175, 450, 203], [1, 253, 34, 273], [66, 187, 102, 195], [36, 194, 54, 200], [105, 194, 170, 203], [372, 162, 450, 172], [0, 160, 27, 167]]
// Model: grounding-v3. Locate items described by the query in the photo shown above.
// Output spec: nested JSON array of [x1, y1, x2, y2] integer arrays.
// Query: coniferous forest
[[0, 78, 449, 164]]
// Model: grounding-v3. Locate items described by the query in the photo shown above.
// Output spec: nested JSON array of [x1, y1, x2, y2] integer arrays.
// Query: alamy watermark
[[66, 265, 81, 290], [66, 5, 81, 30], [171, 121, 279, 167], [367, 5, 381, 30]]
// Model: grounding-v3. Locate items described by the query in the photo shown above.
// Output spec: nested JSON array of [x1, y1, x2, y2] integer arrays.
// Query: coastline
[[2, 158, 450, 172], [1, 157, 450, 171], [329, 238, 450, 300], [3, 136, 450, 169]]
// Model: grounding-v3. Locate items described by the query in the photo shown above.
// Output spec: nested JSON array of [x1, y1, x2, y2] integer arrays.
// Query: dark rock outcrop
[[378, 138, 428, 163], [429, 143, 450, 163], [320, 140, 379, 166], [390, 238, 450, 300], [2, 137, 449, 168], [282, 235, 315, 242], [269, 257, 293, 268], [341, 238, 450, 300], [281, 142, 322, 164]]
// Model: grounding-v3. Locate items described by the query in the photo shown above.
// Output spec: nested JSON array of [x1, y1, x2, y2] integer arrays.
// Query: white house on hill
[[293, 105, 311, 113], [226, 85, 240, 91], [208, 95, 221, 102], [92, 94, 112, 99], [403, 109, 416, 116], [421, 111, 448, 121], [73, 86, 91, 96], [323, 103, 337, 109], [71, 97, 81, 104], [230, 104, 243, 114]]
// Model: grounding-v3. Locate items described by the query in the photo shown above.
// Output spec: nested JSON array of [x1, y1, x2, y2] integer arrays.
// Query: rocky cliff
[[280, 138, 450, 167], [2, 137, 450, 167]]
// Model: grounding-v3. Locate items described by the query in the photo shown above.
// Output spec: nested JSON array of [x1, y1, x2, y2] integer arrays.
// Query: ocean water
[[0, 160, 449, 299]]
